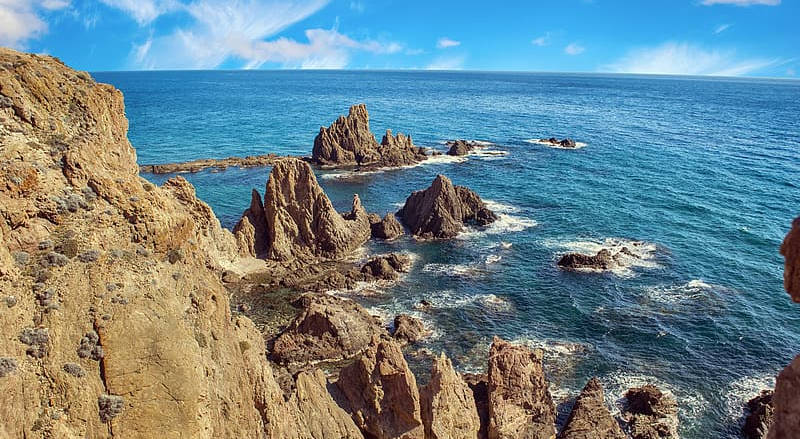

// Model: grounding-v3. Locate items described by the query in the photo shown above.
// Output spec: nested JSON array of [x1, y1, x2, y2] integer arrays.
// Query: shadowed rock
[[558, 378, 624, 439], [446, 140, 483, 156], [421, 353, 481, 439], [290, 369, 365, 439], [557, 246, 641, 272], [744, 390, 774, 439], [780, 217, 800, 302], [392, 314, 429, 345], [370, 213, 405, 240], [621, 385, 678, 439]]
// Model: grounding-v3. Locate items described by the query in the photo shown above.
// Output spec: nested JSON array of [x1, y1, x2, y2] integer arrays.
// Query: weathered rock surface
[[446, 140, 482, 156], [420, 353, 481, 439], [621, 385, 679, 439], [539, 138, 577, 148], [557, 246, 640, 271], [337, 336, 425, 439], [290, 369, 365, 439], [558, 378, 625, 439], [271, 294, 386, 366], [392, 314, 429, 345], [370, 213, 405, 240], [780, 217, 800, 302], [311, 104, 427, 168], [398, 175, 497, 239], [487, 337, 556, 439], [140, 153, 290, 174], [235, 158, 371, 262], [463, 373, 490, 439], [744, 390, 774, 439], [360, 253, 411, 281], [234, 189, 269, 257]]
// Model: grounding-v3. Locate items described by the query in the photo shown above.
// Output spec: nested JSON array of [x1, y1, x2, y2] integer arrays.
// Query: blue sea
[[94, 70, 800, 438]]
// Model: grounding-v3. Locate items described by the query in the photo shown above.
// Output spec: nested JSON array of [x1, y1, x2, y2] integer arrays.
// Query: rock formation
[[336, 336, 425, 439], [290, 369, 365, 439], [420, 353, 482, 439], [392, 314, 429, 345], [235, 158, 371, 262], [487, 337, 556, 439], [369, 213, 405, 240], [446, 140, 477, 156], [557, 246, 640, 271], [139, 153, 289, 174], [538, 138, 577, 148], [780, 217, 800, 302], [621, 385, 679, 439], [558, 378, 625, 439], [462, 373, 490, 439], [744, 390, 774, 439], [398, 175, 497, 239], [360, 253, 411, 281], [311, 104, 427, 168]]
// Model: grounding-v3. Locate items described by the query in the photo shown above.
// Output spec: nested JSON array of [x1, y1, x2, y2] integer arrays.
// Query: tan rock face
[[558, 378, 624, 439], [621, 385, 678, 439], [398, 175, 497, 239], [336, 336, 425, 439], [487, 337, 556, 439], [780, 217, 800, 302], [234, 189, 268, 257], [420, 353, 481, 439], [291, 369, 365, 439], [370, 213, 405, 240]]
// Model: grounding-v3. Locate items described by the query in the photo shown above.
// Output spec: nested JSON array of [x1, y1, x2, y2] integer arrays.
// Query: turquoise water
[[94, 70, 800, 438]]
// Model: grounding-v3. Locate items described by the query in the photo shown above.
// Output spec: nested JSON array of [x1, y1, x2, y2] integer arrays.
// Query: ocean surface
[[93, 70, 800, 438]]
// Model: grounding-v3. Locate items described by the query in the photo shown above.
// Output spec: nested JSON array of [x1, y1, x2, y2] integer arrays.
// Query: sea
[[93, 70, 800, 438]]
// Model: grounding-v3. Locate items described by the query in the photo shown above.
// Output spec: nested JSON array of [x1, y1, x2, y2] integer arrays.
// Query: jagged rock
[[487, 337, 556, 439], [421, 353, 481, 439], [780, 217, 800, 302], [558, 378, 624, 439], [463, 373, 490, 439], [557, 246, 640, 271], [271, 294, 386, 366], [445, 140, 481, 156], [312, 104, 426, 168], [370, 213, 405, 240], [539, 138, 577, 148], [621, 385, 679, 439], [360, 253, 411, 281], [336, 336, 425, 439], [290, 369, 365, 439], [393, 314, 429, 345], [398, 175, 497, 239], [233, 189, 268, 257], [241, 158, 371, 262], [744, 390, 774, 439]]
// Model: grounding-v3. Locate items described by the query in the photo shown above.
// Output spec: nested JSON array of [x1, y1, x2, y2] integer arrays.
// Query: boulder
[[558, 378, 625, 439], [487, 337, 556, 439], [393, 314, 429, 345], [398, 175, 497, 239], [311, 104, 426, 168], [370, 213, 405, 240], [539, 138, 577, 148], [446, 140, 477, 156], [336, 336, 425, 439], [621, 385, 679, 439], [360, 253, 411, 281], [743, 390, 774, 439], [557, 246, 642, 272], [421, 353, 482, 439], [271, 294, 386, 366]]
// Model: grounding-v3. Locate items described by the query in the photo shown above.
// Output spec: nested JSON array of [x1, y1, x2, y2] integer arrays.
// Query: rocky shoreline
[[1, 47, 798, 439], [139, 153, 300, 174]]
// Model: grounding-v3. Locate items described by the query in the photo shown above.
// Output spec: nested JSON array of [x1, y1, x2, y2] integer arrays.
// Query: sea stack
[[398, 174, 497, 239], [311, 104, 427, 168], [558, 378, 625, 439]]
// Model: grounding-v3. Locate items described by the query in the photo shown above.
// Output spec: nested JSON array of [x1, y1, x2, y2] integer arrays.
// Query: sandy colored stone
[[780, 217, 800, 302], [420, 353, 481, 439], [558, 378, 624, 439], [291, 369, 365, 439]]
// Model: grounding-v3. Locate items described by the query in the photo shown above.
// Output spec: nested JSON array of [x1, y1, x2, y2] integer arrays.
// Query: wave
[[414, 289, 514, 313], [602, 372, 708, 422], [458, 202, 537, 239], [642, 279, 727, 307], [725, 374, 776, 424], [485, 254, 502, 264], [422, 263, 484, 278], [546, 237, 661, 277], [525, 139, 588, 149]]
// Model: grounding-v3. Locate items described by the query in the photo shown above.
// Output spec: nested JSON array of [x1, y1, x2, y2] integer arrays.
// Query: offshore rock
[[420, 353, 481, 439], [392, 314, 429, 345], [557, 246, 641, 271], [360, 253, 411, 281], [621, 385, 679, 439], [311, 104, 426, 168], [558, 378, 625, 439], [487, 337, 556, 439], [539, 138, 577, 148], [445, 140, 480, 156], [398, 175, 497, 239], [336, 336, 425, 439], [233, 189, 268, 257], [369, 213, 405, 240], [744, 390, 774, 439]]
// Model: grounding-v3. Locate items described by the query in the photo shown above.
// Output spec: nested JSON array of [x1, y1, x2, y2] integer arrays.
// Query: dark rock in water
[[360, 253, 411, 281], [487, 337, 556, 439], [539, 137, 578, 148], [558, 377, 625, 439], [369, 213, 404, 240], [446, 140, 479, 156], [621, 385, 679, 439], [392, 314, 429, 345], [398, 174, 497, 239], [558, 249, 616, 270], [270, 293, 386, 366], [559, 138, 577, 148], [743, 390, 774, 439], [462, 373, 490, 439], [311, 104, 427, 168]]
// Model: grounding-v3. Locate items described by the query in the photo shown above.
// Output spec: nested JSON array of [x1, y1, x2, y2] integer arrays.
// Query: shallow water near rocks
[[95, 70, 800, 438]]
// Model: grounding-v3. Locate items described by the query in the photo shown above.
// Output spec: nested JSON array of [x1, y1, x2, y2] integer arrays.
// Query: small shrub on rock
[[12, 251, 29, 266], [5, 296, 17, 308], [19, 328, 49, 358], [167, 248, 183, 264], [0, 357, 17, 377], [63, 362, 85, 377], [77, 249, 101, 263], [98, 394, 124, 422], [44, 252, 69, 267], [77, 331, 104, 361]]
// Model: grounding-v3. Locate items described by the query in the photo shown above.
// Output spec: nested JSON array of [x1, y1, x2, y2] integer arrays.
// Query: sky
[[1, 0, 798, 76]]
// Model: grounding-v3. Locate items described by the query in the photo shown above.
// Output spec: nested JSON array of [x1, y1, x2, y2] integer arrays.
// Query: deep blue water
[[94, 70, 800, 438]]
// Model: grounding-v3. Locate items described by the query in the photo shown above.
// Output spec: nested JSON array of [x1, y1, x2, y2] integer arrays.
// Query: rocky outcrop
[[360, 253, 411, 281], [336, 336, 425, 439], [290, 369, 365, 439], [780, 217, 800, 302], [370, 213, 405, 240], [311, 104, 427, 168], [558, 378, 625, 439], [539, 138, 577, 148], [398, 175, 497, 239], [140, 153, 289, 174], [421, 353, 481, 439], [621, 385, 679, 439], [235, 158, 371, 262], [234, 189, 269, 257], [392, 314, 429, 345], [557, 246, 640, 271], [446, 140, 482, 156], [463, 373, 490, 439], [271, 294, 386, 366], [487, 337, 556, 439], [744, 390, 774, 439]]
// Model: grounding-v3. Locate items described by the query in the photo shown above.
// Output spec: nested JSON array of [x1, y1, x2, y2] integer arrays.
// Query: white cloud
[[531, 33, 551, 47], [349, 1, 364, 12], [714, 23, 732, 34], [603, 42, 781, 76], [701, 0, 779, 5], [99, 0, 180, 24], [0, 0, 70, 48], [425, 55, 465, 70], [436, 37, 461, 49], [787, 68, 796, 76], [564, 43, 585, 55]]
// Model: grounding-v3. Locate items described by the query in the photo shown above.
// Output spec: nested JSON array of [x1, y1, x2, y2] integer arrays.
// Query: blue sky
[[2, 0, 798, 76]]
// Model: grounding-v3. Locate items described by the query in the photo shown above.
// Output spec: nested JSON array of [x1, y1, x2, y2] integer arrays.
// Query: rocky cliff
[[311, 104, 427, 168]]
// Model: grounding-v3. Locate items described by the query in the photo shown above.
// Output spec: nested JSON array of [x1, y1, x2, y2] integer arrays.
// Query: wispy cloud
[[436, 37, 461, 49], [531, 33, 551, 47], [425, 55, 465, 70], [0, 0, 71, 48], [99, 0, 180, 24], [564, 43, 585, 55], [603, 41, 782, 76], [701, 0, 780, 5], [714, 23, 733, 34], [348, 1, 364, 12]]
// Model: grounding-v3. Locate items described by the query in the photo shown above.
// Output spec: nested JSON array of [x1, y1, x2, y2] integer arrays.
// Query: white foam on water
[[525, 139, 588, 149], [485, 254, 502, 264], [459, 213, 537, 240], [643, 279, 722, 306], [602, 372, 708, 422], [547, 237, 661, 277], [483, 199, 521, 214], [418, 289, 514, 312], [422, 263, 484, 277], [725, 373, 776, 423]]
